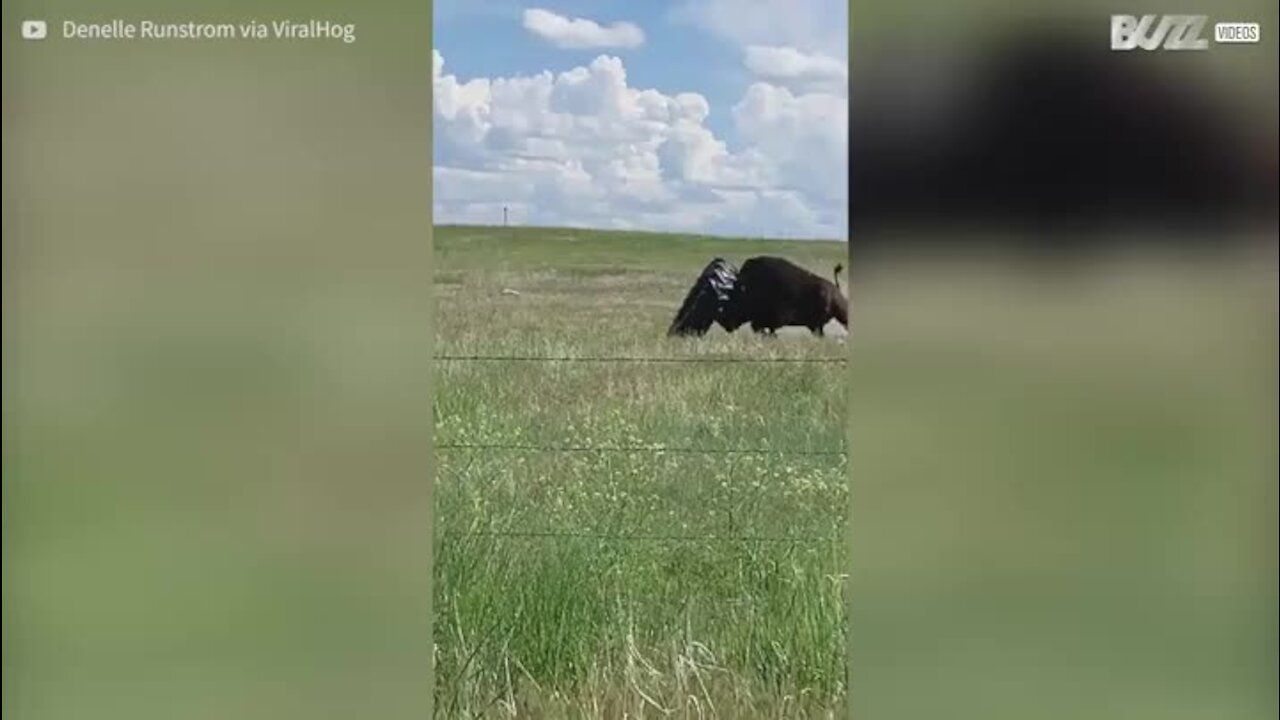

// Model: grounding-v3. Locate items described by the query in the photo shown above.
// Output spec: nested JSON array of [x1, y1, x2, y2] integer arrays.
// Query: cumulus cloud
[[732, 82, 847, 203], [432, 49, 846, 239], [743, 45, 847, 95], [522, 8, 645, 50]]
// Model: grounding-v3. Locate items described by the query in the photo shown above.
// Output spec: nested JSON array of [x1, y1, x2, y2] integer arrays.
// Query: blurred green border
[[425, 4, 436, 717]]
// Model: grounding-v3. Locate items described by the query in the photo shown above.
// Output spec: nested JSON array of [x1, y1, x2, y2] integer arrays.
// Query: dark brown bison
[[668, 256, 848, 337]]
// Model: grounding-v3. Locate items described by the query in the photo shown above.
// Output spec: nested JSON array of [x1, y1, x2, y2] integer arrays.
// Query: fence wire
[[435, 349, 846, 546], [436, 442, 846, 457], [439, 529, 839, 544], [435, 354, 845, 364]]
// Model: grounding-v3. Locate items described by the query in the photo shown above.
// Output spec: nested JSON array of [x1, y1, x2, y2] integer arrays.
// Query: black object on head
[[668, 258, 740, 336]]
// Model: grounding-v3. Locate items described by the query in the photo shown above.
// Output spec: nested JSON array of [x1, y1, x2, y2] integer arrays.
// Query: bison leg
[[810, 325, 825, 337]]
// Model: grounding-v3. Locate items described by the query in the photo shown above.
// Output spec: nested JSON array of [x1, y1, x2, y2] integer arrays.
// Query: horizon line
[[433, 222, 849, 244]]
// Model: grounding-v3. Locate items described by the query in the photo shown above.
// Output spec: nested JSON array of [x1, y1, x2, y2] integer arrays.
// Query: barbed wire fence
[[434, 352, 848, 546], [437, 442, 844, 457], [436, 354, 846, 364]]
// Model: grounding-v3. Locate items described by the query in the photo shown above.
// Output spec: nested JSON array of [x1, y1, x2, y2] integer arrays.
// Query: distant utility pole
[[503, 206, 508, 227]]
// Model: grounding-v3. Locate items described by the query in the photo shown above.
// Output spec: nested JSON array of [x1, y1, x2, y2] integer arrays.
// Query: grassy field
[[432, 224, 851, 718]]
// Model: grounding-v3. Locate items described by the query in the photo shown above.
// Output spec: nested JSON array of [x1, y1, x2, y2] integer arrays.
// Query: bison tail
[[833, 263, 844, 290]]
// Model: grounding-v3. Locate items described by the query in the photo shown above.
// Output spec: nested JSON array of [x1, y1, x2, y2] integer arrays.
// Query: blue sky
[[436, 1, 747, 140], [433, 0, 848, 239]]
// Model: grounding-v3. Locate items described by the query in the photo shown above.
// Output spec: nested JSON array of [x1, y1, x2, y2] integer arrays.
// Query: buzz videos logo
[[1111, 15, 1261, 50]]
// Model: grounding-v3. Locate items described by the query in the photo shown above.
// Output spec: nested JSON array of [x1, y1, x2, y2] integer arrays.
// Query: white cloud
[[732, 82, 847, 203], [743, 45, 847, 95], [432, 49, 846, 239], [522, 8, 645, 50], [670, 0, 847, 59]]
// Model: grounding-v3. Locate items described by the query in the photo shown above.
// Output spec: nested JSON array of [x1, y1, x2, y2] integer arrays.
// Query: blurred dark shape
[[850, 23, 1279, 257]]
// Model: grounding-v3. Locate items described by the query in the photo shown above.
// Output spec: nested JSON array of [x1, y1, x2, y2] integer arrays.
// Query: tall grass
[[433, 225, 850, 717]]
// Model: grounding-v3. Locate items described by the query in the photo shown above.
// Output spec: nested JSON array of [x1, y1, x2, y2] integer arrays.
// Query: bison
[[668, 256, 848, 337]]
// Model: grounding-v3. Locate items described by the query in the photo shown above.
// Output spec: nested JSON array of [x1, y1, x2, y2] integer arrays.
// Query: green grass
[[432, 224, 850, 718]]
